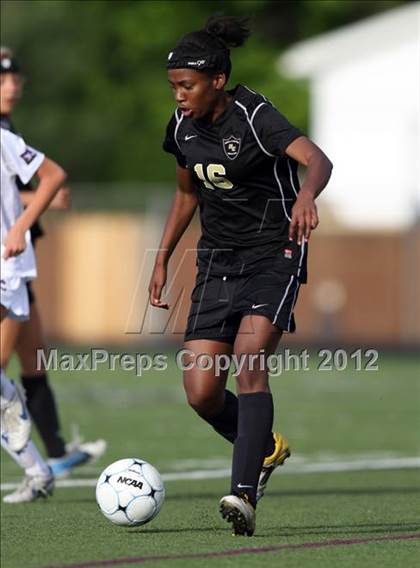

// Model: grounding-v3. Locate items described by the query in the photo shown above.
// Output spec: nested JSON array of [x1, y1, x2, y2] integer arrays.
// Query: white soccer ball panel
[[141, 462, 164, 491], [153, 488, 165, 511], [96, 483, 119, 515], [126, 496, 156, 525], [116, 490, 135, 508], [148, 491, 164, 522], [104, 509, 131, 526], [126, 460, 144, 475], [102, 459, 135, 476]]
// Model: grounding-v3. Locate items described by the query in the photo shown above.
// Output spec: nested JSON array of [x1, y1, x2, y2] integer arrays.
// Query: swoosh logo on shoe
[[185, 135, 197, 141], [237, 483, 253, 489]]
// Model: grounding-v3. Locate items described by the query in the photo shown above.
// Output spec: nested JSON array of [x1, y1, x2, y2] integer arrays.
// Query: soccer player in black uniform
[[0, 47, 106, 485], [149, 17, 333, 536]]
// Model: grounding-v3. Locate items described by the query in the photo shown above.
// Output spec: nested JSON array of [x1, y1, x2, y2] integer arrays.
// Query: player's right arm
[[149, 165, 198, 309], [3, 157, 66, 259], [19, 185, 71, 210]]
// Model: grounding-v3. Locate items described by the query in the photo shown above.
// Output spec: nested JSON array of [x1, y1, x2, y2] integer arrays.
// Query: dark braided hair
[[166, 16, 250, 81]]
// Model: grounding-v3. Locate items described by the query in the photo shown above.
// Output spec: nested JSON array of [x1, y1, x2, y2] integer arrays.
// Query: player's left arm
[[285, 136, 333, 244]]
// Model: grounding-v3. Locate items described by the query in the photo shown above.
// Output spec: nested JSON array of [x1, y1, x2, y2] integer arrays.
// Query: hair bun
[[205, 15, 250, 48]]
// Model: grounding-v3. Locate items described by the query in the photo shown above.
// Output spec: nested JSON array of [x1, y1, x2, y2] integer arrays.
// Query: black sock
[[199, 390, 238, 443], [21, 374, 66, 458], [198, 389, 276, 455], [230, 392, 274, 508], [265, 433, 275, 457]]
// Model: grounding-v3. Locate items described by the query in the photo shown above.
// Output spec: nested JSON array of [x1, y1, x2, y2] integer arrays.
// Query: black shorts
[[185, 264, 301, 345]]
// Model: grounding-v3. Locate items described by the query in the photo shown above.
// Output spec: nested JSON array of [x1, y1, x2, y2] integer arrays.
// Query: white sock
[[0, 370, 17, 411], [1, 436, 50, 478]]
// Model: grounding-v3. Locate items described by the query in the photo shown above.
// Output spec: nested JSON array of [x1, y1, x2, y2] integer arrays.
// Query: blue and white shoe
[[48, 434, 107, 478], [1, 381, 31, 452]]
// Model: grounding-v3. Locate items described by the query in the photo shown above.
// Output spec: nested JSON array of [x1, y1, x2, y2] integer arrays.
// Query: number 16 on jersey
[[194, 163, 233, 190]]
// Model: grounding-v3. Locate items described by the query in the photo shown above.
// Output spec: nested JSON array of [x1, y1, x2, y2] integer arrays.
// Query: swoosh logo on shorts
[[251, 303, 269, 310]]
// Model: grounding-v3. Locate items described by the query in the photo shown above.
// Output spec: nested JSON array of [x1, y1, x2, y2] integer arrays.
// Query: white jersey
[[1, 128, 44, 280]]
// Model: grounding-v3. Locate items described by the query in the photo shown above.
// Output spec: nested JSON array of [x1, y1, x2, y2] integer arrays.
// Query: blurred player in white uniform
[[1, 128, 65, 502], [0, 47, 106, 477]]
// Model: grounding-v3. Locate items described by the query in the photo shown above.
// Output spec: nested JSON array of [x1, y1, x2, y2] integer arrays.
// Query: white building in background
[[280, 3, 419, 230]]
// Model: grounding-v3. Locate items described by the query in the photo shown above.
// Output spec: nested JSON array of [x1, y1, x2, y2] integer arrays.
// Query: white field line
[[1, 456, 419, 491]]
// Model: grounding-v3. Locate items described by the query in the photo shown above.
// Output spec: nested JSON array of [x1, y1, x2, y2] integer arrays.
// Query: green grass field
[[1, 350, 419, 568]]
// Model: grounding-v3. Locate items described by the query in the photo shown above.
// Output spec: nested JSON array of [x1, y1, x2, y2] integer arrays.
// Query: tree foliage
[[1, 0, 410, 185]]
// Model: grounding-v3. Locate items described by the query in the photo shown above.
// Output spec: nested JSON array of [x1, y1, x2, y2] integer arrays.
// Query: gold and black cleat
[[257, 432, 290, 502]]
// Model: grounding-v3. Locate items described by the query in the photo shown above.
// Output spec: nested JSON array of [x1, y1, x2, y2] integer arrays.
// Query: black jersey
[[163, 84, 307, 281], [0, 114, 44, 242]]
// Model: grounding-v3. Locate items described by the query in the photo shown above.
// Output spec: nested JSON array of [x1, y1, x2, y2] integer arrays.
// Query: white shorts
[[0, 276, 30, 320]]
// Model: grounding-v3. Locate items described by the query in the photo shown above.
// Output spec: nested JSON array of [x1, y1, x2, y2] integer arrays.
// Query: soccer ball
[[96, 458, 165, 526]]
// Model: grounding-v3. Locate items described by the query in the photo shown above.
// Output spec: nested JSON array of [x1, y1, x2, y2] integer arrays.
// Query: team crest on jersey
[[20, 148, 36, 165], [222, 135, 241, 160]]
